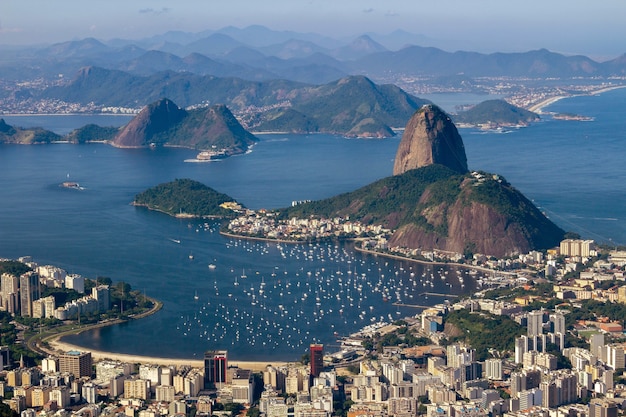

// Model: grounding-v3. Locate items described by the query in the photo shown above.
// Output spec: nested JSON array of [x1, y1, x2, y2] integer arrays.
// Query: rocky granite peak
[[393, 104, 469, 175], [113, 98, 187, 148]]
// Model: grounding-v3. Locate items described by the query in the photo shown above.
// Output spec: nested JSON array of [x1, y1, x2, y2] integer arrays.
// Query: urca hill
[[283, 104, 565, 258]]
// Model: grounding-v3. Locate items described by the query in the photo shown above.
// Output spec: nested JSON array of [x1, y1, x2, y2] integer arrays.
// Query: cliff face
[[113, 98, 187, 148], [393, 104, 468, 175], [386, 176, 564, 258]]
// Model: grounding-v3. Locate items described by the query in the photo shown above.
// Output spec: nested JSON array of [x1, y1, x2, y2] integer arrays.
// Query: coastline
[[220, 230, 507, 275], [32, 294, 285, 371], [45, 336, 285, 371], [528, 85, 626, 114]]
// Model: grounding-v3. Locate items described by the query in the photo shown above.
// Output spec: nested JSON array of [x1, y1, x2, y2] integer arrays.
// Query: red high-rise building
[[310, 344, 323, 378], [204, 350, 228, 387]]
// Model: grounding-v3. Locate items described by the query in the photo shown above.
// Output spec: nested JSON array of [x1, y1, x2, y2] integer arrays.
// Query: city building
[[58, 351, 92, 378], [19, 271, 40, 317], [310, 344, 324, 379], [204, 350, 228, 386]]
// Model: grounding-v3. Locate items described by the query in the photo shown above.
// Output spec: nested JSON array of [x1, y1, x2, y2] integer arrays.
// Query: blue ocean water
[[0, 89, 624, 360]]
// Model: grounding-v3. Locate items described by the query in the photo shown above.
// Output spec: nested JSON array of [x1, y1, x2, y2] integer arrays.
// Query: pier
[[419, 292, 459, 298]]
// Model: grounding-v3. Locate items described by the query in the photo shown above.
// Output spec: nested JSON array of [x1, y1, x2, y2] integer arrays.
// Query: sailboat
[[241, 268, 247, 279], [194, 291, 199, 300]]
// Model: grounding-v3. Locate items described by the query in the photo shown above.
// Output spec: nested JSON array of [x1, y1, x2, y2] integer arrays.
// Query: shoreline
[[220, 230, 508, 275], [527, 85, 626, 114], [0, 113, 136, 117], [33, 295, 286, 371], [46, 336, 285, 371]]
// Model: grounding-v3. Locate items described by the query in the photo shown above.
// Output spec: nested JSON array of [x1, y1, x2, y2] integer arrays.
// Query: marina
[[156, 220, 480, 356]]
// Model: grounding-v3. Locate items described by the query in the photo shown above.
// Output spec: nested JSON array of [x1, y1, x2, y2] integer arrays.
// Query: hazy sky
[[2, 0, 625, 58]]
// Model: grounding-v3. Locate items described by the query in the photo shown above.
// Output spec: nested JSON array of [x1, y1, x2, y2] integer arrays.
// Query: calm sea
[[0, 89, 624, 360]]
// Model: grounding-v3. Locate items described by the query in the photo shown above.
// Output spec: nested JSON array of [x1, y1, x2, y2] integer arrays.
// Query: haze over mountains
[[2, 25, 626, 86]]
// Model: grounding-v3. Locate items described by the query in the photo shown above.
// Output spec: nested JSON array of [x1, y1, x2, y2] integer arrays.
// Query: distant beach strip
[[528, 85, 626, 114]]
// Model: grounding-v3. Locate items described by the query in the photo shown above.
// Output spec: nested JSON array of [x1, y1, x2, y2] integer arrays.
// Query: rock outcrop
[[113, 98, 187, 148], [284, 104, 566, 258], [393, 104, 468, 175], [385, 174, 565, 258], [111, 98, 257, 153]]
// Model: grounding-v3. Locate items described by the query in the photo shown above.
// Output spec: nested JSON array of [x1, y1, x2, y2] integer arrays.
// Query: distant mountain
[[182, 33, 246, 56], [112, 98, 257, 154], [350, 46, 605, 78], [41, 69, 426, 137], [280, 105, 565, 258], [453, 99, 540, 127], [133, 178, 241, 218], [330, 35, 388, 60], [41, 66, 308, 109], [259, 39, 330, 59], [5, 26, 626, 84], [253, 75, 430, 137], [0, 119, 61, 144]]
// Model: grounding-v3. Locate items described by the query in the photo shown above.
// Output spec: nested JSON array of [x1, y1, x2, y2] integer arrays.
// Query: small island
[[551, 112, 594, 121], [453, 99, 540, 129], [132, 178, 243, 218]]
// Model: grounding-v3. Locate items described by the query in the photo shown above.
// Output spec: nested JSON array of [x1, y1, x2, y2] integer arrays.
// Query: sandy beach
[[46, 336, 288, 371], [528, 85, 626, 114]]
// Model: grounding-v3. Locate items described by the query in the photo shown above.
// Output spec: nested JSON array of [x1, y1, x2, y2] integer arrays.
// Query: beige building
[[560, 239, 596, 257], [59, 351, 92, 378], [155, 385, 175, 402], [124, 378, 150, 400], [31, 386, 52, 407]]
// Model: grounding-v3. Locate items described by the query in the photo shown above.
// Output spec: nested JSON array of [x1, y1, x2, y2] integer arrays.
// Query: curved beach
[[45, 336, 286, 371]]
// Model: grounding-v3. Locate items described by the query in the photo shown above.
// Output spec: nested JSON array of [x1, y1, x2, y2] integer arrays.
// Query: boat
[[169, 238, 181, 244], [208, 264, 216, 269], [196, 150, 228, 161], [189, 253, 194, 260]]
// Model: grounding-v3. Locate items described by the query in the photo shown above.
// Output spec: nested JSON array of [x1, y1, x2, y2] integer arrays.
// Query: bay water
[[0, 89, 624, 360]]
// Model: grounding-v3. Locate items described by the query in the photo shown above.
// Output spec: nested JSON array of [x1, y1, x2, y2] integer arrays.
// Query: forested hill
[[453, 99, 540, 127], [133, 179, 241, 218], [280, 164, 565, 258]]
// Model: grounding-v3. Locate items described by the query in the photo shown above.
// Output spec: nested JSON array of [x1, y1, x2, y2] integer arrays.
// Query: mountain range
[[41, 73, 429, 137], [2, 25, 626, 86]]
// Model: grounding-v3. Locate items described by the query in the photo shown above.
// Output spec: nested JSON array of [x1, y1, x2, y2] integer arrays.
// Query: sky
[[2, 0, 625, 59]]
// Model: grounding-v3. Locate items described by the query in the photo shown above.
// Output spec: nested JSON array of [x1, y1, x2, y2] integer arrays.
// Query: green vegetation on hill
[[468, 172, 562, 249], [280, 163, 564, 256], [255, 108, 319, 133], [453, 99, 540, 126], [255, 76, 429, 136], [133, 178, 240, 218], [44, 68, 429, 137], [0, 260, 32, 276], [0, 119, 62, 144], [156, 104, 257, 151], [444, 309, 524, 361], [281, 164, 464, 228], [66, 124, 120, 143]]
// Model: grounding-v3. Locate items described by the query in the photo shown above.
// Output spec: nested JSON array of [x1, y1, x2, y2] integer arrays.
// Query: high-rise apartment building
[[204, 350, 228, 386], [310, 344, 324, 379], [58, 351, 92, 378], [19, 272, 40, 317]]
